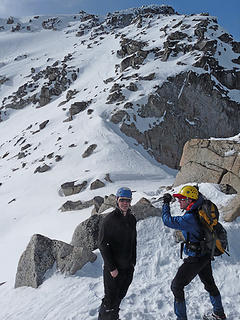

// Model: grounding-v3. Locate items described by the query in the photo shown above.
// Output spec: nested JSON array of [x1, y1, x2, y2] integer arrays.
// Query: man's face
[[178, 197, 192, 210], [117, 197, 131, 213]]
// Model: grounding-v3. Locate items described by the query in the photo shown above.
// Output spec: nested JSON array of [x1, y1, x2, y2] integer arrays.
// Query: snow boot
[[174, 299, 187, 320], [203, 311, 227, 320], [98, 303, 120, 320]]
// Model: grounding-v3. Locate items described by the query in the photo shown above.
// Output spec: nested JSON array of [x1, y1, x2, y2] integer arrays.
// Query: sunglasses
[[118, 198, 131, 203], [179, 198, 187, 202]]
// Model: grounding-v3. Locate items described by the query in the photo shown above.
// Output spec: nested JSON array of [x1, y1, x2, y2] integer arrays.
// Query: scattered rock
[[69, 101, 91, 116], [60, 180, 87, 196], [131, 197, 161, 221], [90, 179, 105, 190], [82, 144, 97, 158], [104, 173, 113, 183], [126, 82, 138, 91], [34, 164, 51, 173], [60, 199, 94, 212], [39, 120, 49, 130]]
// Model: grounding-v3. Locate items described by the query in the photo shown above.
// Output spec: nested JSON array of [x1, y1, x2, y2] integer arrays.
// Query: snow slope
[[0, 6, 240, 320]]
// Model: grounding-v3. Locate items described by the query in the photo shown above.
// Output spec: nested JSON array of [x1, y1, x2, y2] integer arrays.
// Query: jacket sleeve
[[162, 203, 194, 231], [98, 219, 117, 271]]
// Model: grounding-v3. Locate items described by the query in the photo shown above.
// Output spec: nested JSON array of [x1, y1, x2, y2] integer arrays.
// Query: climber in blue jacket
[[162, 185, 226, 320]]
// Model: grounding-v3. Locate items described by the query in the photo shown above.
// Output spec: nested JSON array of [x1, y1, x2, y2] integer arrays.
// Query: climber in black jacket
[[98, 187, 137, 320]]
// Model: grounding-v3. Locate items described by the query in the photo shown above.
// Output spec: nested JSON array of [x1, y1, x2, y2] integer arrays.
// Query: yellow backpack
[[198, 200, 229, 259]]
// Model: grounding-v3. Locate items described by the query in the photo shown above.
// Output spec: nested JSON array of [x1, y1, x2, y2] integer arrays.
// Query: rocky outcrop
[[15, 234, 96, 288], [105, 5, 175, 29], [131, 197, 161, 221], [2, 61, 79, 109], [174, 138, 240, 194], [15, 192, 162, 289], [69, 100, 92, 116], [115, 71, 240, 168]]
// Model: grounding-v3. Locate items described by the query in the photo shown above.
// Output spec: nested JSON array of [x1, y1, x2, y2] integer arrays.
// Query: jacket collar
[[186, 193, 204, 213], [115, 207, 131, 216]]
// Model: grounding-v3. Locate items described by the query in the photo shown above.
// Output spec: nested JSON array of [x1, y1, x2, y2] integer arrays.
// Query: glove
[[163, 193, 172, 204]]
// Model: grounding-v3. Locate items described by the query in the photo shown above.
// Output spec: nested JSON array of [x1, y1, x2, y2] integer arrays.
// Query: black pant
[[171, 255, 220, 301], [103, 266, 134, 309]]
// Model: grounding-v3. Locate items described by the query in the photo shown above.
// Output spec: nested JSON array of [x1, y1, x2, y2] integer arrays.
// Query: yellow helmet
[[173, 185, 199, 200]]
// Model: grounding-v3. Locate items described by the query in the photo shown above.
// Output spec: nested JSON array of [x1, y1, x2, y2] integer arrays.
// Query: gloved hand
[[163, 193, 172, 204]]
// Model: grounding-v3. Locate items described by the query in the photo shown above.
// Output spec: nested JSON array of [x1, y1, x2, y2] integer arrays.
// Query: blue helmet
[[116, 187, 132, 199]]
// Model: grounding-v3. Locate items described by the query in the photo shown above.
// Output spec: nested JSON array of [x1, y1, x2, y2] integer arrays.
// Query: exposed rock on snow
[[174, 139, 240, 194], [69, 100, 91, 116], [71, 214, 104, 251], [131, 197, 161, 221], [221, 195, 240, 222], [118, 71, 240, 168], [82, 144, 97, 158], [97, 194, 116, 214], [34, 164, 51, 173], [60, 180, 88, 196], [90, 179, 105, 190], [60, 199, 94, 212], [15, 234, 96, 288], [1, 6, 240, 170]]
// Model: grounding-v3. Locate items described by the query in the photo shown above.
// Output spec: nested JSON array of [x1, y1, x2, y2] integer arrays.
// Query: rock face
[[15, 234, 96, 288], [117, 71, 240, 169], [174, 138, 240, 194]]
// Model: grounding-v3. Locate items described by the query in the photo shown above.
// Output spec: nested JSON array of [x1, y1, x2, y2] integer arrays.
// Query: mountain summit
[[0, 5, 239, 169]]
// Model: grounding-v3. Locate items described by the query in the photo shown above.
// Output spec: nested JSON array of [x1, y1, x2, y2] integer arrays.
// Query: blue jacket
[[162, 195, 205, 256]]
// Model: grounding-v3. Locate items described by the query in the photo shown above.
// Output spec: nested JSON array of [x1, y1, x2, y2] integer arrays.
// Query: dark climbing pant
[[171, 255, 224, 319], [171, 255, 220, 301], [98, 266, 134, 320]]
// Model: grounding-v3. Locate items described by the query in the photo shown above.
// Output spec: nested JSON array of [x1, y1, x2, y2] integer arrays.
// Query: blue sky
[[0, 0, 239, 40]]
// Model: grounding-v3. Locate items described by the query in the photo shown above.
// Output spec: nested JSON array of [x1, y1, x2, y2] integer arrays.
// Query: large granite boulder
[[174, 138, 240, 193], [221, 195, 240, 222], [71, 214, 104, 251], [15, 234, 96, 288]]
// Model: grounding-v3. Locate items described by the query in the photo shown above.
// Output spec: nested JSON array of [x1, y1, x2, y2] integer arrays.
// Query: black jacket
[[98, 207, 137, 271]]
